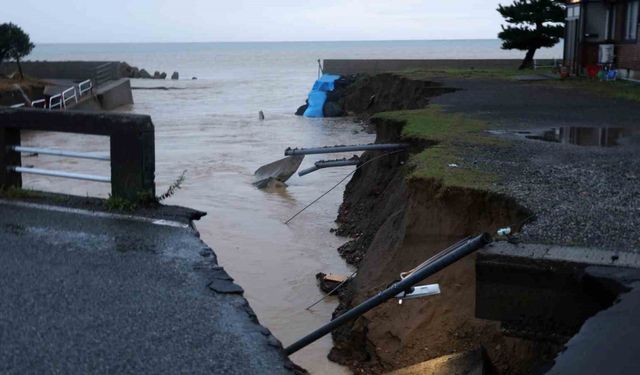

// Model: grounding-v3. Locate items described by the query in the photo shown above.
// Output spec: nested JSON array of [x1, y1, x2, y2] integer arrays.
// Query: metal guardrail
[[298, 157, 361, 177], [0, 108, 156, 200], [78, 79, 93, 96], [49, 93, 63, 110], [9, 145, 111, 183], [61, 87, 78, 108], [31, 99, 46, 108], [285, 143, 408, 156], [11, 146, 110, 161], [9, 166, 110, 183]]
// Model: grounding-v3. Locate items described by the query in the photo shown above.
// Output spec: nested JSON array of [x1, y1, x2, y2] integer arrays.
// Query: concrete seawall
[[322, 59, 552, 75], [0, 61, 119, 81]]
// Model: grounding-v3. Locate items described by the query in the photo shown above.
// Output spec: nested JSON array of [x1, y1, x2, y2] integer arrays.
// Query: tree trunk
[[519, 48, 537, 70], [16, 56, 24, 80]]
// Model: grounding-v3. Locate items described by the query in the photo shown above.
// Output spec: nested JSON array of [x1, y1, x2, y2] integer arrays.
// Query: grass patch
[[0, 186, 44, 199], [397, 67, 640, 103], [395, 67, 555, 81], [542, 78, 640, 102], [376, 106, 499, 146], [374, 106, 500, 189]]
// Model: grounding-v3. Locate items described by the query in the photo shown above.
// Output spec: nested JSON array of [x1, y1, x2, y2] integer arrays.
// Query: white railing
[[78, 79, 93, 96], [49, 93, 63, 110], [10, 80, 93, 111], [31, 99, 47, 108], [62, 87, 78, 108]]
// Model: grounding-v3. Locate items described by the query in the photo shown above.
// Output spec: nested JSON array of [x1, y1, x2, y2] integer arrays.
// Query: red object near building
[[564, 0, 640, 77]]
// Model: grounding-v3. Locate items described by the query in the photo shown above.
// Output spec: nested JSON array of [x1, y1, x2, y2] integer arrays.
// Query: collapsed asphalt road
[[0, 199, 297, 375]]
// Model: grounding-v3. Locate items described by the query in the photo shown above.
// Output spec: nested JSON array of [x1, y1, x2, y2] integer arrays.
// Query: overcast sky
[[4, 0, 512, 43]]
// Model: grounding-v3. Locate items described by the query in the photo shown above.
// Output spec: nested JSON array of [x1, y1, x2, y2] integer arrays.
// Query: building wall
[[617, 42, 640, 71]]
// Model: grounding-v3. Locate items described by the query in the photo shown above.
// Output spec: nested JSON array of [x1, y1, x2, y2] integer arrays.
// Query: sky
[[3, 0, 512, 43]]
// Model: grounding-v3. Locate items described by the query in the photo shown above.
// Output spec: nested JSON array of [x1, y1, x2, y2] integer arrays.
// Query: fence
[[10, 79, 93, 110], [0, 108, 155, 200]]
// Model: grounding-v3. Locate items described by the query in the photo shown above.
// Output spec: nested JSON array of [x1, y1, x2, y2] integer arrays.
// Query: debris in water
[[253, 155, 305, 188], [316, 273, 350, 294]]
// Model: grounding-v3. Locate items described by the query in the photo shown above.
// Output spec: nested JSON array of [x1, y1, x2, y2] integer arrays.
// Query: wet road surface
[[0, 200, 295, 375]]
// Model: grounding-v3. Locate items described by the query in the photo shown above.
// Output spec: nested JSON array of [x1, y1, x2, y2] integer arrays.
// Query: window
[[625, 1, 639, 40], [567, 5, 581, 20]]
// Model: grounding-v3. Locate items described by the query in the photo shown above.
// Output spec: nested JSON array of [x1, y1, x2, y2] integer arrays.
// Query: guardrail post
[[0, 127, 22, 189], [110, 126, 155, 201]]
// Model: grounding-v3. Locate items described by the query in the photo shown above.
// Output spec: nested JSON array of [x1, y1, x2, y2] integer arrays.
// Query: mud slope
[[330, 118, 564, 375], [337, 73, 457, 116]]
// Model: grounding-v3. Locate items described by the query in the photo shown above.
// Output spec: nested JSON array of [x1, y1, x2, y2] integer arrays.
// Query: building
[[565, 0, 640, 78]]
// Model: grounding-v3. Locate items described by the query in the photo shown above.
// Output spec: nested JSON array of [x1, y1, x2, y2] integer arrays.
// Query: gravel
[[431, 78, 640, 253]]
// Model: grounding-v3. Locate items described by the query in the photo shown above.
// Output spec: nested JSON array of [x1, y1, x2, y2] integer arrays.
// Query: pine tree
[[0, 23, 35, 80], [497, 0, 565, 70]]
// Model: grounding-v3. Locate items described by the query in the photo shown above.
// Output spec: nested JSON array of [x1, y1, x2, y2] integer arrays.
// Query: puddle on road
[[492, 127, 639, 147]]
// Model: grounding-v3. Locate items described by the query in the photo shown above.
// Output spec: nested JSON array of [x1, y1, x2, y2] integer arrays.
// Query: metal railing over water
[[9, 145, 111, 183], [0, 108, 156, 200], [8, 79, 93, 110]]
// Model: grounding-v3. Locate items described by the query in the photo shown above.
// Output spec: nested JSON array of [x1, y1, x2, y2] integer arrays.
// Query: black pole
[[284, 233, 492, 355], [285, 143, 408, 156]]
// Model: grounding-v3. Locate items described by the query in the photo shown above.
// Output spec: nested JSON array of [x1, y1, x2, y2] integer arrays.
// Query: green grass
[[396, 67, 640, 103], [395, 67, 555, 81], [0, 186, 45, 199], [374, 106, 500, 189], [542, 78, 640, 102]]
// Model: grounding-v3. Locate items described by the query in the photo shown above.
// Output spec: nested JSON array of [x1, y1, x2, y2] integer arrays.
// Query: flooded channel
[[21, 77, 373, 374], [21, 41, 564, 374]]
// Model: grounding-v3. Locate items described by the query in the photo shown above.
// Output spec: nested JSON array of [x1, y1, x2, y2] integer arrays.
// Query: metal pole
[[284, 233, 492, 355], [10, 166, 111, 183], [285, 143, 408, 156], [298, 158, 361, 177], [11, 146, 110, 161]]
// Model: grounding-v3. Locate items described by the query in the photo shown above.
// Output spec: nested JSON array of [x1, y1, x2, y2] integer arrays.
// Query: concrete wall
[[96, 79, 134, 110], [0, 61, 119, 81], [0, 108, 155, 200], [322, 59, 545, 75]]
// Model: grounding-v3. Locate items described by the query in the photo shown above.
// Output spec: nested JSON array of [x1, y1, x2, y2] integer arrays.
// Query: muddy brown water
[[19, 79, 375, 374]]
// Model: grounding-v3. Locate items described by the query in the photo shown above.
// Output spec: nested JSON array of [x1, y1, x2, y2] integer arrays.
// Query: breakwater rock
[[119, 62, 177, 80]]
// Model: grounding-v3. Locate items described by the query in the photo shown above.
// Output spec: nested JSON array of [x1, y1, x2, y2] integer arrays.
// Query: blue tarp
[[303, 74, 341, 118]]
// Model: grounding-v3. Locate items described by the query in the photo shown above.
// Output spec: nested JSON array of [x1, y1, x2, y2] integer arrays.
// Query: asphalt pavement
[[0, 199, 296, 375]]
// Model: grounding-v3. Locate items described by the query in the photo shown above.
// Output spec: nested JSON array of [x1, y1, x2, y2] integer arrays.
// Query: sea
[[23, 39, 563, 375]]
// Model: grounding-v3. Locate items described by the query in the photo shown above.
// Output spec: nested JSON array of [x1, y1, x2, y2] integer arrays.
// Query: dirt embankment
[[0, 78, 46, 107], [327, 75, 565, 374], [296, 73, 457, 117]]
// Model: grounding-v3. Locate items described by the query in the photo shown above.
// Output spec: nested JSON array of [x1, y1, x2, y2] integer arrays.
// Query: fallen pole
[[298, 158, 360, 177], [285, 143, 408, 156], [284, 233, 492, 355]]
